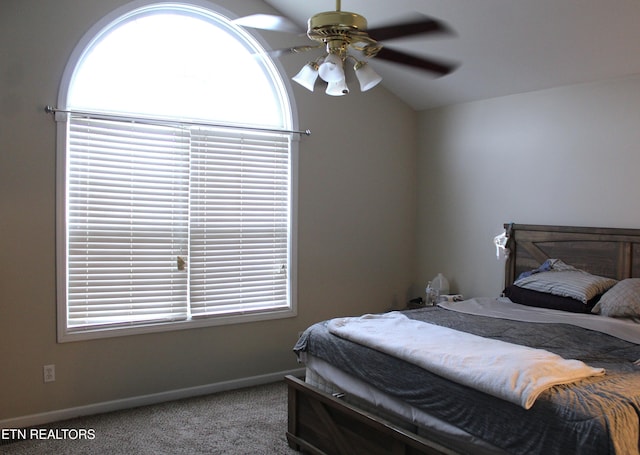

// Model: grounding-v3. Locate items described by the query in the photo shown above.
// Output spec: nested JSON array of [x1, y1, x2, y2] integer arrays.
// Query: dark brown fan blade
[[375, 47, 457, 76], [367, 15, 453, 42]]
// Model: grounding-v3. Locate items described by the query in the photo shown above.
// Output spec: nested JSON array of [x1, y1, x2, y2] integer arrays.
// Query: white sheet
[[439, 297, 640, 344], [327, 311, 605, 409]]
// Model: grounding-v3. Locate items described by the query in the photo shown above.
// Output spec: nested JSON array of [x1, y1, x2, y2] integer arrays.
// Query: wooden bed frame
[[286, 223, 640, 455]]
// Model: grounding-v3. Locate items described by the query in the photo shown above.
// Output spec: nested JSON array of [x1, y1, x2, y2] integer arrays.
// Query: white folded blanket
[[327, 312, 605, 409]]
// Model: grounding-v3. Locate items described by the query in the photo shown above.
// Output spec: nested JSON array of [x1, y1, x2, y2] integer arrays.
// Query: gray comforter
[[294, 304, 640, 454]]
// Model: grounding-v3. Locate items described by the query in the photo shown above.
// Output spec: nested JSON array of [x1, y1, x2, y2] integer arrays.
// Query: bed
[[285, 223, 640, 454]]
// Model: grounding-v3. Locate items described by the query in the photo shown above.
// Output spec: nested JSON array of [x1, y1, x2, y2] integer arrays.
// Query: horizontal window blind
[[189, 128, 290, 316], [65, 116, 291, 332], [67, 117, 191, 329]]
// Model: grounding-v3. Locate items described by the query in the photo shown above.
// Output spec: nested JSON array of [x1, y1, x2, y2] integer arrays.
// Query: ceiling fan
[[234, 0, 458, 96]]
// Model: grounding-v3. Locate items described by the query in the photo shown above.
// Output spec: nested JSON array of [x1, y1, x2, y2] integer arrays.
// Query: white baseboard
[[0, 367, 305, 430]]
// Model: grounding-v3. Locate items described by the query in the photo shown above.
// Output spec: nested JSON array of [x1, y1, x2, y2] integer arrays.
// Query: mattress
[[304, 355, 507, 455]]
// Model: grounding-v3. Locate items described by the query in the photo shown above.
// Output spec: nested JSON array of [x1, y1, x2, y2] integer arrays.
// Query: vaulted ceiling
[[261, 0, 640, 110]]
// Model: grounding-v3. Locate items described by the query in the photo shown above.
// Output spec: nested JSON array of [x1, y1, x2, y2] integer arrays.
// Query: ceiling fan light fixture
[[233, 5, 458, 99], [354, 61, 382, 91], [292, 62, 320, 91], [318, 52, 345, 83], [325, 78, 349, 96]]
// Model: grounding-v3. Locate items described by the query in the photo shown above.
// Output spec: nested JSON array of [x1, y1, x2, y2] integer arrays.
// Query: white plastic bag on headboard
[[493, 231, 508, 259]]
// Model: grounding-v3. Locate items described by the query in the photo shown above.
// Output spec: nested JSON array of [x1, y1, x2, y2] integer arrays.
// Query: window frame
[[55, 0, 299, 342]]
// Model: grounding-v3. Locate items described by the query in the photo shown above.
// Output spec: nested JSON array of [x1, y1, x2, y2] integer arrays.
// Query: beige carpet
[[2, 381, 299, 455]]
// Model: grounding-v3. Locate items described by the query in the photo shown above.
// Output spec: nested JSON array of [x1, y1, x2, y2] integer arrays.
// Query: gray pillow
[[592, 279, 640, 318], [514, 269, 617, 304]]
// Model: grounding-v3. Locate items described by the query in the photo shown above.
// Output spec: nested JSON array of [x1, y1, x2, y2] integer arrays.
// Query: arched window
[[56, 1, 298, 341]]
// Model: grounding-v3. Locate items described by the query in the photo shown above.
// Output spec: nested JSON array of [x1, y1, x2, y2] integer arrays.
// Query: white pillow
[[592, 279, 640, 319], [514, 270, 617, 304]]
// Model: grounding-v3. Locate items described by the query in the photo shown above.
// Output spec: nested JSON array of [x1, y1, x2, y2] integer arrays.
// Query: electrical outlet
[[43, 364, 56, 383]]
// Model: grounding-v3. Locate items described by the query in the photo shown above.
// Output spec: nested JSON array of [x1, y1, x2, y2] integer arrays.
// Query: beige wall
[[416, 74, 640, 299], [0, 0, 417, 421], [10, 0, 638, 426]]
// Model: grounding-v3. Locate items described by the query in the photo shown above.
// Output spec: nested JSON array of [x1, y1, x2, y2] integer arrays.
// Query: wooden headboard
[[504, 223, 640, 287]]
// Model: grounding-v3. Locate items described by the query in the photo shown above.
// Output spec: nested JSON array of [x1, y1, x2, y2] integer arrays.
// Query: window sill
[[58, 306, 297, 343]]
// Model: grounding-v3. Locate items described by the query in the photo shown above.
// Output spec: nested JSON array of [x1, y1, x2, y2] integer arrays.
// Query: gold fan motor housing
[[307, 11, 369, 44]]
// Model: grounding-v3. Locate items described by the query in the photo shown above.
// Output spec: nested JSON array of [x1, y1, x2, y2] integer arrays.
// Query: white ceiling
[[262, 0, 640, 110]]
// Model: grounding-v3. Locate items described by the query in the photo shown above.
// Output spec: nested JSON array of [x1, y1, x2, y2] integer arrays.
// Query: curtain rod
[[44, 106, 311, 136]]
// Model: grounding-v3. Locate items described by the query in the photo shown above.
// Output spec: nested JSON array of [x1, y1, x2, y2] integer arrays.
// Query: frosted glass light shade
[[325, 78, 349, 96], [355, 62, 382, 91], [318, 53, 345, 83], [292, 63, 319, 91]]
